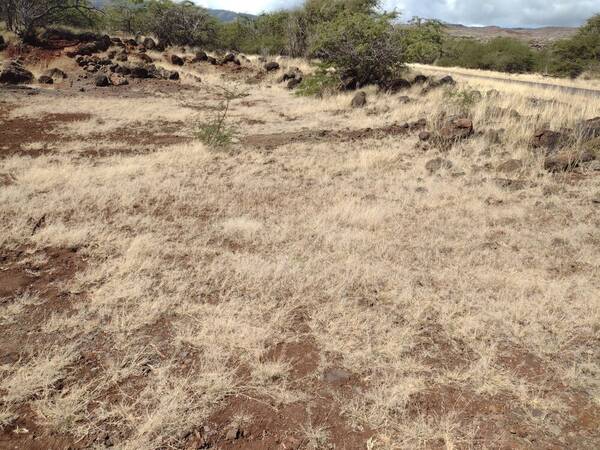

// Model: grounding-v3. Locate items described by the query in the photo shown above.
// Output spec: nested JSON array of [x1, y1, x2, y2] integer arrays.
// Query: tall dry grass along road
[[1, 43, 600, 450], [412, 63, 600, 97]]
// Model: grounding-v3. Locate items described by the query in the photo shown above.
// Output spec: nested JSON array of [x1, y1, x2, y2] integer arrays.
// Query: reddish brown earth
[[1, 40, 600, 450]]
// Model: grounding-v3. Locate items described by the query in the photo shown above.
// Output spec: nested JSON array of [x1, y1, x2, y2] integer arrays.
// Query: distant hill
[[444, 23, 577, 44], [90, 1, 256, 22], [207, 9, 256, 22]]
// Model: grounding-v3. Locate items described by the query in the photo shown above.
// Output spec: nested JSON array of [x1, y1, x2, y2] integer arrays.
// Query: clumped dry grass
[[0, 59, 599, 449]]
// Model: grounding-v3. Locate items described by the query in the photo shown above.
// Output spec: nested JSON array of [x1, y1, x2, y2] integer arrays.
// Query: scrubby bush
[[218, 12, 290, 55], [144, 1, 217, 47], [439, 37, 536, 73], [401, 18, 445, 64], [544, 14, 600, 78], [0, 0, 100, 43], [310, 11, 405, 87], [295, 64, 341, 97]]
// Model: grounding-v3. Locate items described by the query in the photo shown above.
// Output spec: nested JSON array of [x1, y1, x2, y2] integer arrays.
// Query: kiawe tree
[[1, 0, 99, 43]]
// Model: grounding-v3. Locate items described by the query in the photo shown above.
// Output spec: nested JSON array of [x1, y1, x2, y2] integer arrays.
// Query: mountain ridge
[[90, 1, 256, 22]]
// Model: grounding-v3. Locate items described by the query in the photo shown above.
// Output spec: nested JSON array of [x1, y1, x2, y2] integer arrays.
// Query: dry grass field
[[1, 47, 600, 450]]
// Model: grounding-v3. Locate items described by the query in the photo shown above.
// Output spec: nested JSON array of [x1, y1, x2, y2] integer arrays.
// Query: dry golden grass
[[412, 63, 600, 90], [1, 57, 599, 449]]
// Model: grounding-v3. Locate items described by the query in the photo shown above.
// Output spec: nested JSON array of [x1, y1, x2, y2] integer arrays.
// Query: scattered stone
[[170, 54, 184, 66], [95, 74, 110, 87], [264, 61, 280, 72], [43, 68, 68, 81], [109, 74, 128, 86], [167, 70, 179, 80], [380, 78, 411, 93], [0, 60, 34, 84], [409, 118, 428, 131], [426, 158, 453, 174], [287, 78, 302, 89], [439, 117, 474, 141], [279, 67, 303, 83], [222, 53, 236, 64], [116, 52, 128, 62], [419, 131, 431, 142], [497, 159, 523, 174], [439, 75, 455, 85], [130, 66, 149, 78], [531, 129, 567, 152], [38, 75, 53, 84], [193, 51, 208, 62], [138, 53, 153, 64], [412, 74, 428, 84], [544, 150, 595, 172], [85, 64, 98, 73], [143, 37, 156, 50], [351, 91, 367, 108], [323, 368, 353, 384], [207, 56, 217, 65], [0, 35, 6, 51]]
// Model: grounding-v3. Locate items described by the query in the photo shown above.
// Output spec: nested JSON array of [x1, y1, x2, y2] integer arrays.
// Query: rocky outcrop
[[0, 60, 34, 84]]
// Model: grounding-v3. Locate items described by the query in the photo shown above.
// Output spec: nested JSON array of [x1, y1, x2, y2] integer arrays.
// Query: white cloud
[[195, 0, 598, 27]]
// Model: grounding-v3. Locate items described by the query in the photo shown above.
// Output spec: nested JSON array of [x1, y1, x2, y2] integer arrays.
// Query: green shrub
[[295, 64, 340, 97], [443, 87, 482, 114], [309, 11, 405, 86], [195, 86, 247, 148], [401, 19, 445, 64], [439, 37, 535, 73]]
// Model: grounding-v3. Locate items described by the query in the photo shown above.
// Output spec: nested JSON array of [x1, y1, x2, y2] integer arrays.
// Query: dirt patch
[[244, 121, 424, 149], [0, 105, 91, 157]]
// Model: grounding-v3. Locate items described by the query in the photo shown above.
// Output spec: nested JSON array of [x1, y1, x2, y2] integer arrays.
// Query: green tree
[[401, 18, 445, 64], [310, 11, 405, 86], [547, 13, 600, 77]]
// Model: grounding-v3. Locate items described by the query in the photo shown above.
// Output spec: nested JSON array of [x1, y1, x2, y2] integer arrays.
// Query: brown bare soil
[[0, 45, 599, 450]]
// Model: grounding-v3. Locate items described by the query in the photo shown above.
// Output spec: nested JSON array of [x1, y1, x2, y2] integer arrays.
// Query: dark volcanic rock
[[193, 51, 208, 62], [38, 75, 54, 84], [170, 54, 184, 66], [143, 37, 156, 50], [130, 66, 149, 78], [264, 61, 280, 72], [0, 60, 34, 85], [380, 78, 411, 93], [531, 129, 567, 152], [287, 78, 302, 89], [351, 91, 367, 108], [95, 74, 110, 87], [439, 117, 474, 141]]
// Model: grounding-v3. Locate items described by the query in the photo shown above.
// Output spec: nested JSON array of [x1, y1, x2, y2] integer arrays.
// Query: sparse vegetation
[[194, 85, 246, 148], [1, 3, 600, 449]]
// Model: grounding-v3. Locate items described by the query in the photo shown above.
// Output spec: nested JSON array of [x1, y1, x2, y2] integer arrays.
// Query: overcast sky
[[195, 0, 598, 27]]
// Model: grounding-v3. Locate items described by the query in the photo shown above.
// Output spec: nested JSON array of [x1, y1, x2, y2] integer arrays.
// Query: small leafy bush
[[295, 64, 340, 97], [195, 86, 247, 148], [443, 87, 482, 114]]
